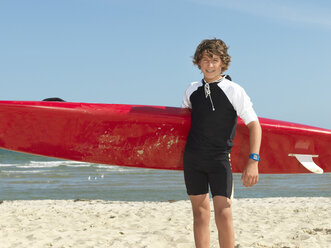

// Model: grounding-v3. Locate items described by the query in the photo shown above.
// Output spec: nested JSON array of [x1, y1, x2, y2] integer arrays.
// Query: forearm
[[241, 120, 261, 187], [247, 120, 262, 155]]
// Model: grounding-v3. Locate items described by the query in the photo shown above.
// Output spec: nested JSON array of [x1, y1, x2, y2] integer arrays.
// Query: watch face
[[249, 153, 260, 161]]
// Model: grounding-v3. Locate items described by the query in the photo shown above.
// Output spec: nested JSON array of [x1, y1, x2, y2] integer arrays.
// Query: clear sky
[[1, 0, 330, 129]]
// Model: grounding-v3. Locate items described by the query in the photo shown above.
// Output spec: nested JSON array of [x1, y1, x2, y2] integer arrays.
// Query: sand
[[0, 197, 330, 248]]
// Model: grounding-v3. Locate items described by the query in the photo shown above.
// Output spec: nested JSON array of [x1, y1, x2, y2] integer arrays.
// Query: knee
[[214, 207, 232, 222], [193, 207, 210, 224], [213, 196, 232, 220]]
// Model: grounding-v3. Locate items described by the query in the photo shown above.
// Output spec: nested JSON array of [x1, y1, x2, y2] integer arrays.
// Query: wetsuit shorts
[[183, 151, 233, 199]]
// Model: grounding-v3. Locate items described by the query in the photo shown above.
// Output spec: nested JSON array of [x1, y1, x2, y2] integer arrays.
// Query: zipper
[[203, 75, 226, 111], [204, 83, 215, 111]]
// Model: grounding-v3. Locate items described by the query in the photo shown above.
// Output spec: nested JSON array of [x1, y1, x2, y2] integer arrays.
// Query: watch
[[249, 153, 260, 162]]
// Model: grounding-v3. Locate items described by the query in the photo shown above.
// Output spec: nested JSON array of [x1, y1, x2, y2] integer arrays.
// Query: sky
[[1, 0, 330, 129]]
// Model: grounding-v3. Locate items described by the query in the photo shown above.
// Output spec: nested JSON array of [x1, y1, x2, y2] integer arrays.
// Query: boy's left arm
[[241, 120, 262, 187]]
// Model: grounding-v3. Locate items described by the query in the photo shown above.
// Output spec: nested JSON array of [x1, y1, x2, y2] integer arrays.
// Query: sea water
[[0, 149, 330, 201]]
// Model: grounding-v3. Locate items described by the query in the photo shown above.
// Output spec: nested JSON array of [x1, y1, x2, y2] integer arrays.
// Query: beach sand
[[0, 197, 330, 248]]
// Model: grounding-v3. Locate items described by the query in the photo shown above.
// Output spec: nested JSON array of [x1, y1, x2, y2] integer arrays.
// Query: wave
[[95, 164, 136, 172], [0, 163, 21, 167], [1, 160, 92, 168], [3, 170, 52, 174], [0, 160, 141, 173]]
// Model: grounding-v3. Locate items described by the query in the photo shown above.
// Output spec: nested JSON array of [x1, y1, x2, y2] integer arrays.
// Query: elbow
[[247, 120, 262, 133]]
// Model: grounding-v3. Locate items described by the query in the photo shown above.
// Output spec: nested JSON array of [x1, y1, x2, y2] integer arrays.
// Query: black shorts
[[183, 151, 233, 199]]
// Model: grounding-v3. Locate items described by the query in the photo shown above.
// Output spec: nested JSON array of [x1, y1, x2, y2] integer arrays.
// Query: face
[[198, 51, 223, 82]]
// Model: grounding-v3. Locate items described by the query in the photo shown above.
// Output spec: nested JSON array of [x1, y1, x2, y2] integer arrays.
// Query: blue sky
[[1, 0, 330, 129]]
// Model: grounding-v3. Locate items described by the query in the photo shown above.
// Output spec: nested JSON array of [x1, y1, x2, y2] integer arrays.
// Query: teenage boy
[[182, 38, 262, 248]]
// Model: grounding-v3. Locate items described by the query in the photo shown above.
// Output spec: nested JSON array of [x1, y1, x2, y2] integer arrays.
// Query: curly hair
[[193, 38, 231, 72]]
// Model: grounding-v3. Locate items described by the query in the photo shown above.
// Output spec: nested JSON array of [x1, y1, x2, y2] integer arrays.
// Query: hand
[[241, 159, 259, 187]]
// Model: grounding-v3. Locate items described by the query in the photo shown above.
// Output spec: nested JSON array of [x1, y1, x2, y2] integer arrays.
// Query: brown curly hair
[[193, 38, 231, 72]]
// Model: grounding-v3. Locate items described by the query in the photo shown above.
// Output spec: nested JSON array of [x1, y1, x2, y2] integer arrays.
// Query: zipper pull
[[204, 82, 210, 98], [204, 83, 215, 111]]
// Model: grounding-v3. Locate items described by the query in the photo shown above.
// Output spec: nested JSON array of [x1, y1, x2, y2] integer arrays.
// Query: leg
[[213, 196, 234, 248], [183, 151, 210, 247], [189, 193, 210, 248]]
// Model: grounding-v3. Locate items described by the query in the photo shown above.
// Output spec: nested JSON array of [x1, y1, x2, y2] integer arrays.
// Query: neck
[[203, 75, 223, 83]]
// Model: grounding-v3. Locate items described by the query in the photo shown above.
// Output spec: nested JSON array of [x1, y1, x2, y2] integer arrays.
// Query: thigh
[[183, 151, 209, 196], [207, 158, 233, 199], [212, 195, 232, 210], [189, 193, 211, 214]]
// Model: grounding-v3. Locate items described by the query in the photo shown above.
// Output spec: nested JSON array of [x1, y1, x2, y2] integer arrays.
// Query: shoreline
[[0, 197, 330, 248]]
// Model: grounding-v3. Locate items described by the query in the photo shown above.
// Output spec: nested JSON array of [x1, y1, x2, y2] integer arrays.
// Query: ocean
[[0, 149, 330, 201]]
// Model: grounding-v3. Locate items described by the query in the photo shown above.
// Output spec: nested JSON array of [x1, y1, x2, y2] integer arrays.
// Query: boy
[[182, 38, 262, 248]]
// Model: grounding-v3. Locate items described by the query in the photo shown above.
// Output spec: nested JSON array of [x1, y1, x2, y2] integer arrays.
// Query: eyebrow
[[202, 56, 219, 60]]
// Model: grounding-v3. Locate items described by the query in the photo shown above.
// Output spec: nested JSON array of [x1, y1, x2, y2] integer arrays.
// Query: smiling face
[[198, 51, 223, 82], [192, 39, 231, 79]]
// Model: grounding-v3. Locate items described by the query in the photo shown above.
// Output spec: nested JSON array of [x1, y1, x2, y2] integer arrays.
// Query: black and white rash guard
[[182, 76, 258, 159]]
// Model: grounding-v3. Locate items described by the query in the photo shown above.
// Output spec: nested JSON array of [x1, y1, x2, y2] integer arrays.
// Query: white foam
[[0, 164, 20, 167], [95, 165, 139, 172], [25, 160, 92, 168], [18, 162, 62, 168], [61, 161, 86, 164], [4, 170, 51, 174], [95, 165, 117, 169], [66, 163, 93, 168]]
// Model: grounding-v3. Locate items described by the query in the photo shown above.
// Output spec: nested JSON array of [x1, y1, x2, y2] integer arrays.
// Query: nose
[[207, 61, 214, 67]]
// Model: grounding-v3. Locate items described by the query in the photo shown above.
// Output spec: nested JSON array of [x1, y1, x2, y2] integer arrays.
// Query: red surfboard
[[0, 101, 330, 174]]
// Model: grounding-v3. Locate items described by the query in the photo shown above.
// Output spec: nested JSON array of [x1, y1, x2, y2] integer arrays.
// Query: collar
[[202, 75, 227, 85]]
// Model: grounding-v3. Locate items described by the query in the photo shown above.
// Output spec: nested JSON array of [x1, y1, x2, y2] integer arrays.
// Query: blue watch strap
[[249, 153, 260, 162]]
